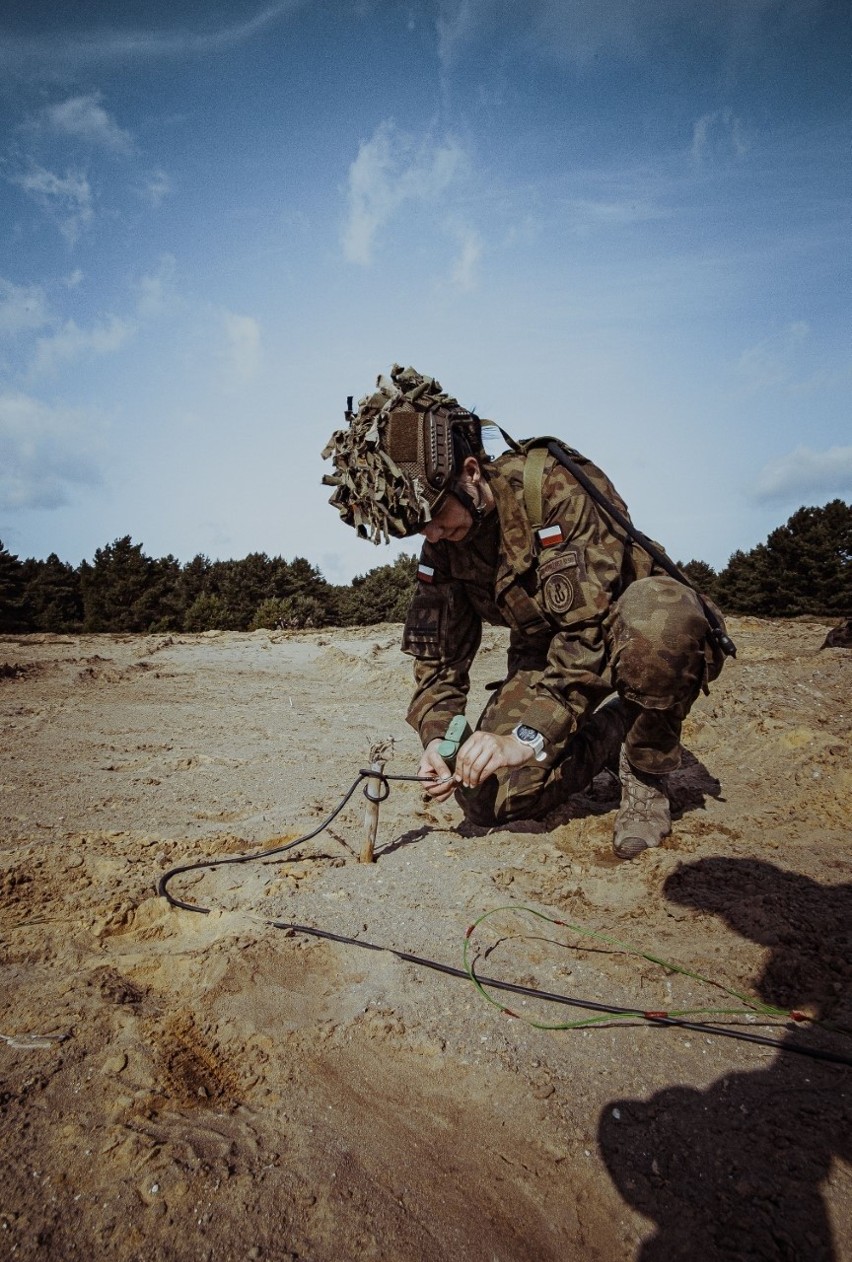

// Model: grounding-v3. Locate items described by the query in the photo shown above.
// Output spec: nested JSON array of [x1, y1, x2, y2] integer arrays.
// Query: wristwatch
[[511, 723, 547, 762]]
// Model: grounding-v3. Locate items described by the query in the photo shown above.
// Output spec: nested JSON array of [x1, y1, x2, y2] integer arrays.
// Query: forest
[[0, 499, 849, 634]]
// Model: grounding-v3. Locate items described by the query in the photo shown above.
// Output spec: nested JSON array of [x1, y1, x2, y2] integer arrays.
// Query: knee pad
[[609, 577, 709, 709]]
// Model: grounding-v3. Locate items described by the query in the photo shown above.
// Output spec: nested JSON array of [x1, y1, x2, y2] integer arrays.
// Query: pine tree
[[20, 554, 83, 632], [79, 536, 157, 632], [762, 500, 851, 616], [180, 554, 213, 608], [0, 539, 26, 632], [676, 559, 720, 604], [337, 554, 417, 625], [212, 553, 275, 630], [250, 595, 326, 630], [184, 592, 228, 632], [716, 500, 851, 616], [144, 555, 184, 631]]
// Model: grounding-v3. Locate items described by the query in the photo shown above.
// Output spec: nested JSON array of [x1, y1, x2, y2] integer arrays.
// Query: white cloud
[[342, 121, 466, 265], [30, 316, 134, 377], [691, 109, 749, 165], [753, 445, 852, 503], [136, 254, 178, 319], [0, 3, 307, 72], [0, 392, 103, 510], [735, 322, 810, 393], [42, 93, 133, 154], [222, 312, 262, 381], [435, 0, 815, 69], [436, 0, 664, 68], [566, 196, 670, 231], [448, 224, 483, 291], [142, 169, 172, 208], [437, 0, 492, 68], [0, 279, 51, 336], [9, 164, 93, 244]]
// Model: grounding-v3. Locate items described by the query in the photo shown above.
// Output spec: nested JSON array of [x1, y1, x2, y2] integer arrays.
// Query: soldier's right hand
[[418, 740, 457, 801]]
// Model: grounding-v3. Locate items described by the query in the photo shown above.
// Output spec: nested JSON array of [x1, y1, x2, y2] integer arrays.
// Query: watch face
[[516, 724, 538, 742]]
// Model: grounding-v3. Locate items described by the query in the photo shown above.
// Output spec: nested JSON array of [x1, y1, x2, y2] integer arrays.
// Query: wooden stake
[[360, 739, 392, 864]]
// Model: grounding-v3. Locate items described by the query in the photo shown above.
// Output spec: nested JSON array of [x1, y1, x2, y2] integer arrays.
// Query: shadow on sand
[[597, 857, 852, 1260]]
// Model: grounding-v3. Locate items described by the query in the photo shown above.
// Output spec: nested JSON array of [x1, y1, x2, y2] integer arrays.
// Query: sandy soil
[[1, 617, 850, 1261]]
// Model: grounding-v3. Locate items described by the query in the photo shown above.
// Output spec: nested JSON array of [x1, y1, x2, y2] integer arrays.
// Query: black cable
[[157, 770, 852, 1068], [263, 917, 852, 1066], [156, 769, 421, 911]]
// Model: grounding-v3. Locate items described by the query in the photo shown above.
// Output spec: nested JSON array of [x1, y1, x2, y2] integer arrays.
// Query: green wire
[[463, 905, 794, 1032]]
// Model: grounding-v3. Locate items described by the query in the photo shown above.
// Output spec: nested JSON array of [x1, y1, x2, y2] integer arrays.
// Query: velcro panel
[[386, 410, 421, 465]]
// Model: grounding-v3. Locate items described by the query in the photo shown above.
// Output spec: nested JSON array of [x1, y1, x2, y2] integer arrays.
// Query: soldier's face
[[420, 494, 473, 544]]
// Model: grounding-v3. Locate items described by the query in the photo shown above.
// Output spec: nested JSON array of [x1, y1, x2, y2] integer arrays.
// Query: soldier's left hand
[[453, 731, 536, 788]]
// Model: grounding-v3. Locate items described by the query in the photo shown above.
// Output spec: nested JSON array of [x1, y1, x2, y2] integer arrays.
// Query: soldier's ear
[[461, 455, 481, 482]]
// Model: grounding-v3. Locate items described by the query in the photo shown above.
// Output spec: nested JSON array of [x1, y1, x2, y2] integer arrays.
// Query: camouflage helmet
[[321, 364, 484, 544]]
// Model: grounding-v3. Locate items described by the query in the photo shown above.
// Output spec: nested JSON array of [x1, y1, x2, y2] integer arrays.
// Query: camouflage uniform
[[402, 447, 726, 825]]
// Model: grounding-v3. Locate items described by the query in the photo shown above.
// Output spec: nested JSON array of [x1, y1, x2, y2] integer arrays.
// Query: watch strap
[[511, 723, 547, 762]]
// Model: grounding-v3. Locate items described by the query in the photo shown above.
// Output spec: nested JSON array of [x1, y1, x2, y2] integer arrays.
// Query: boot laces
[[619, 752, 668, 820]]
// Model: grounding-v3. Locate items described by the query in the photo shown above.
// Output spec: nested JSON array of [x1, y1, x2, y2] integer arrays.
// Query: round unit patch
[[544, 572, 575, 614]]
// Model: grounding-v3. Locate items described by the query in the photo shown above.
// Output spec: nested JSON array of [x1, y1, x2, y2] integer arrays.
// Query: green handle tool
[[436, 715, 472, 771]]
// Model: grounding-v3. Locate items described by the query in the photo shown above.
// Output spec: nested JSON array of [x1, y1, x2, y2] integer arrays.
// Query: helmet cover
[[321, 364, 482, 543]]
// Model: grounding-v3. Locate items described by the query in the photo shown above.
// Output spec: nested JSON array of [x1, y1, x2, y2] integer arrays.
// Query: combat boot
[[613, 745, 671, 859]]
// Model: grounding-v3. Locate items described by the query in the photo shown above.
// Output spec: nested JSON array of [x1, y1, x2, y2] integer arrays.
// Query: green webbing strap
[[522, 445, 548, 529]]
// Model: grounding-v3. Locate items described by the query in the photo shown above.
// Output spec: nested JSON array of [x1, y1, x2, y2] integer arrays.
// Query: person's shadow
[[597, 858, 852, 1260]]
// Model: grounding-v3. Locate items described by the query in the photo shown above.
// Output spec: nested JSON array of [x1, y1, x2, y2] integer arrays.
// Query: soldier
[[322, 365, 729, 858]]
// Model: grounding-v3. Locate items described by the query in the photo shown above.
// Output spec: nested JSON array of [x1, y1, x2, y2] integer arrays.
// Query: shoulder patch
[[538, 548, 586, 616], [538, 549, 580, 581]]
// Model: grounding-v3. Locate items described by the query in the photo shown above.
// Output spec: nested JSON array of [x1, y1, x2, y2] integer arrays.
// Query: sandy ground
[[1, 617, 850, 1261]]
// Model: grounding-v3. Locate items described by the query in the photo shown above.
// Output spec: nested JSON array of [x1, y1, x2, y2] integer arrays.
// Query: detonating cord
[[157, 768, 852, 1068], [465, 907, 808, 1029], [158, 768, 434, 912]]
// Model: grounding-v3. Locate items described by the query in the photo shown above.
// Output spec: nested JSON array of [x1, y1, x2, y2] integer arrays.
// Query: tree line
[[0, 499, 848, 635], [0, 538, 417, 634], [678, 499, 850, 621]]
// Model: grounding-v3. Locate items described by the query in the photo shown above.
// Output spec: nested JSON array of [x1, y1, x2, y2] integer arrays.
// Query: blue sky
[[1, 0, 849, 583]]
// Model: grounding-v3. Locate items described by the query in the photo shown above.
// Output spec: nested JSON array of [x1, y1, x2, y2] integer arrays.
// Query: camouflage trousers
[[457, 576, 726, 826]]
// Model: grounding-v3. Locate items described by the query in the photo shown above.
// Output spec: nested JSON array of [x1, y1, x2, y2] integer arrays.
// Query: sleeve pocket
[[402, 586, 446, 657]]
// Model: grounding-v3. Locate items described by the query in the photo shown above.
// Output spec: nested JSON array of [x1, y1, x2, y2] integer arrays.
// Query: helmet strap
[[450, 478, 488, 524]]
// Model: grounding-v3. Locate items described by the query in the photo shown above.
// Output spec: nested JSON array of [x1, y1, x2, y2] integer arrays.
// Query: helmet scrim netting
[[321, 364, 481, 544]]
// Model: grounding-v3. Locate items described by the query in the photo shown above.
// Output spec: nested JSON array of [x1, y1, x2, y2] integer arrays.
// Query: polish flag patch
[[536, 524, 564, 548], [417, 563, 435, 583]]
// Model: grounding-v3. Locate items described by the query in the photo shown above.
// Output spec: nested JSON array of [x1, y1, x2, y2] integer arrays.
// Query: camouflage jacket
[[401, 445, 665, 747]]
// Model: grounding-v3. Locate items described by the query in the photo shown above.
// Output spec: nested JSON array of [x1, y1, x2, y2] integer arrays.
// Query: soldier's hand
[[453, 731, 535, 788], [418, 740, 457, 801]]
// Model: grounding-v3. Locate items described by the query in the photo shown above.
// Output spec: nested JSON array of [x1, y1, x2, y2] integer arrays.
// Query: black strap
[[543, 440, 736, 657]]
